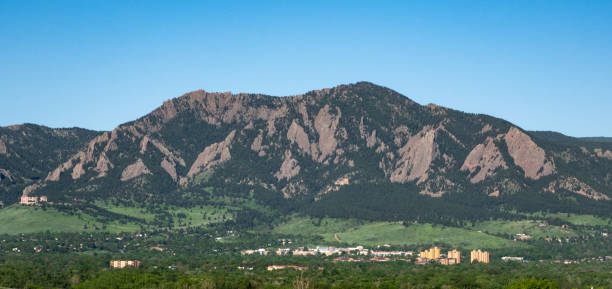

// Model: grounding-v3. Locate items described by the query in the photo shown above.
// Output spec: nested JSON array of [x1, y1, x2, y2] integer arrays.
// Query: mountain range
[[1, 82, 611, 222]]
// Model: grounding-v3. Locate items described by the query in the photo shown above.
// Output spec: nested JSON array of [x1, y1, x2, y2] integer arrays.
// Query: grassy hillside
[[275, 216, 525, 249], [0, 205, 140, 234]]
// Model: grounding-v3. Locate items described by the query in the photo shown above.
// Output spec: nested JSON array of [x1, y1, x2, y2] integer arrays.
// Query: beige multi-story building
[[470, 249, 490, 263], [20, 195, 47, 205], [110, 260, 141, 269], [419, 246, 441, 259], [448, 249, 461, 264]]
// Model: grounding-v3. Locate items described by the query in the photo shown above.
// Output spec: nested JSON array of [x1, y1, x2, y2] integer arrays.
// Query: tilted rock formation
[[121, 159, 151, 181], [0, 169, 13, 182], [390, 127, 437, 184], [314, 105, 341, 162], [275, 150, 300, 181], [461, 137, 508, 183], [184, 130, 236, 182], [0, 139, 6, 154], [287, 120, 312, 155], [504, 127, 555, 180], [6, 82, 611, 212]]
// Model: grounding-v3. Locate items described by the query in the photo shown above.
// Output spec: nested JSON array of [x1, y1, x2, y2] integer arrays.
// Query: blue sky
[[1, 1, 611, 137]]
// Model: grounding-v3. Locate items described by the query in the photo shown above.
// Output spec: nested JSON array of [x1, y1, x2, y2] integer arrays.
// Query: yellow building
[[470, 249, 490, 263], [110, 260, 141, 269], [419, 246, 441, 259], [448, 250, 461, 264]]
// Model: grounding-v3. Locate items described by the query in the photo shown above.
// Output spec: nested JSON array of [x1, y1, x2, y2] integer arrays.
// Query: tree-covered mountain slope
[[3, 82, 611, 222], [0, 124, 99, 204]]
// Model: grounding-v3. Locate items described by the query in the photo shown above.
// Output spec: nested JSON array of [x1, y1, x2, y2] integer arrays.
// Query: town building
[[501, 256, 524, 262], [20, 195, 48, 205], [110, 260, 141, 269], [419, 246, 441, 259], [448, 249, 461, 264], [267, 265, 306, 271], [470, 249, 490, 263]]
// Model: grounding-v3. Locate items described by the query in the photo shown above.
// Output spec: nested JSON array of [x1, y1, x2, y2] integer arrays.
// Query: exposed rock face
[[0, 169, 13, 182], [275, 150, 300, 181], [185, 130, 236, 181], [546, 177, 609, 200], [314, 105, 341, 162], [21, 183, 41, 196], [461, 137, 508, 183], [121, 159, 151, 181], [480, 124, 493, 134], [0, 139, 6, 154], [95, 152, 113, 177], [594, 148, 612, 160], [366, 130, 377, 148], [149, 138, 186, 167], [287, 120, 312, 155], [504, 127, 554, 180], [390, 127, 437, 184], [8, 82, 612, 210], [161, 158, 178, 182]]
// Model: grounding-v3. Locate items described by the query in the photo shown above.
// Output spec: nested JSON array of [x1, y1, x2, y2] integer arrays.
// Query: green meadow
[[275, 216, 525, 249]]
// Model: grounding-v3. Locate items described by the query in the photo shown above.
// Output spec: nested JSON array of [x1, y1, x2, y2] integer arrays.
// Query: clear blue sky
[[1, 1, 611, 137]]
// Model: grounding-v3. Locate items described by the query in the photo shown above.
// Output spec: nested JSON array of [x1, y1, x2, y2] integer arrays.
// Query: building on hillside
[[501, 256, 524, 262], [20, 195, 48, 205], [419, 246, 441, 259], [470, 249, 490, 263], [276, 248, 290, 255], [438, 258, 458, 265], [267, 265, 306, 271], [110, 260, 141, 269], [448, 250, 461, 264]]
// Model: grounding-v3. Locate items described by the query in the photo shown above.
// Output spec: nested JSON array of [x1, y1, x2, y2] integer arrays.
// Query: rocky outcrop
[[594, 148, 612, 160], [149, 138, 185, 167], [161, 158, 178, 182], [287, 120, 312, 155], [390, 127, 437, 184], [95, 152, 113, 178], [274, 150, 300, 181], [120, 159, 151, 181], [546, 177, 609, 200], [504, 127, 554, 180], [184, 130, 236, 182], [0, 169, 13, 182], [0, 139, 6, 154], [461, 137, 507, 183], [314, 105, 341, 162]]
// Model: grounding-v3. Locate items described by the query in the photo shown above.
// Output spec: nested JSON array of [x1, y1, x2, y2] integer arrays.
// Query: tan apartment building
[[110, 260, 141, 269], [448, 249, 461, 264], [470, 249, 490, 263], [419, 246, 441, 259]]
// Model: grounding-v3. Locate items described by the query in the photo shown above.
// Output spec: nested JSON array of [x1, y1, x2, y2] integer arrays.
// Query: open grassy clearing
[[471, 220, 577, 239], [0, 205, 140, 235], [275, 216, 525, 249]]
